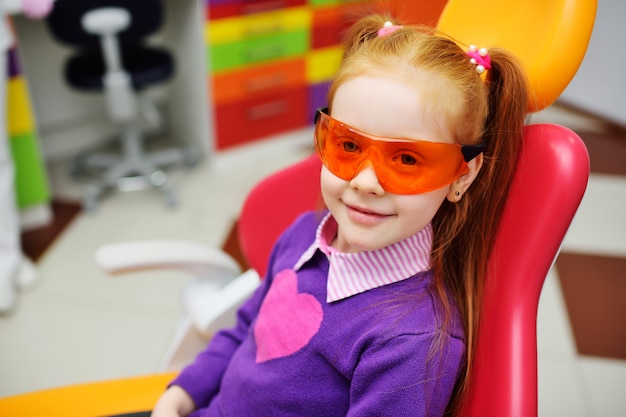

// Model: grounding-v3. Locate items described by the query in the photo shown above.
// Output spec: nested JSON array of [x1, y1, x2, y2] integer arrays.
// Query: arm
[[96, 238, 262, 416], [165, 273, 272, 409], [151, 213, 315, 415], [148, 271, 272, 416], [348, 333, 465, 417], [151, 385, 195, 417], [153, 225, 295, 414]]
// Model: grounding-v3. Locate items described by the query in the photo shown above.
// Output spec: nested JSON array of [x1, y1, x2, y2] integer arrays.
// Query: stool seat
[[65, 46, 174, 91]]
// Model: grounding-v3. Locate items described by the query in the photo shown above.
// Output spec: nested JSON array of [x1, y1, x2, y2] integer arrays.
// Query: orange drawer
[[212, 58, 306, 104], [214, 86, 309, 150]]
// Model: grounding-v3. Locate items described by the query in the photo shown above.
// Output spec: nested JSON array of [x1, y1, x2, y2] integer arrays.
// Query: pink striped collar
[[294, 213, 433, 302]]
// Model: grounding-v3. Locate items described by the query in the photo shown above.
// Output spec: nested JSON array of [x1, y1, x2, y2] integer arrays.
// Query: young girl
[[152, 14, 528, 417]]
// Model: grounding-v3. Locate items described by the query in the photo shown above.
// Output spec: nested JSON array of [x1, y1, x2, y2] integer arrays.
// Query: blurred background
[[1, 0, 624, 416]]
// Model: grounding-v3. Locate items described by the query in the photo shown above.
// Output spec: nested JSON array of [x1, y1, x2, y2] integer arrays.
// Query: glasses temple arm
[[461, 143, 487, 162]]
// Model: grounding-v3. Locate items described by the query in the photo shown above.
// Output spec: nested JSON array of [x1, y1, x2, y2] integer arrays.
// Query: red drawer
[[310, 0, 447, 49], [311, 4, 367, 49], [207, 4, 239, 20], [208, 0, 307, 20], [312, 6, 342, 49], [214, 86, 309, 150]]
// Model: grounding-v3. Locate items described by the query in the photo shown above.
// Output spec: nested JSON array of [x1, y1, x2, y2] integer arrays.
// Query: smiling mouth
[[349, 205, 383, 215], [345, 204, 391, 224]]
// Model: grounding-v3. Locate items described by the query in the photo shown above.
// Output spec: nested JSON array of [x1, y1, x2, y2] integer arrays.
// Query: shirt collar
[[294, 213, 433, 303]]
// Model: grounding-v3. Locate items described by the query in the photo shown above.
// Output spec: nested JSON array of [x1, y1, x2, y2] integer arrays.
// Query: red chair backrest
[[238, 154, 322, 278], [464, 124, 589, 417]]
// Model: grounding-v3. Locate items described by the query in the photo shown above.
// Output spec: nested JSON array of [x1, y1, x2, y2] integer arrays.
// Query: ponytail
[[432, 47, 529, 415]]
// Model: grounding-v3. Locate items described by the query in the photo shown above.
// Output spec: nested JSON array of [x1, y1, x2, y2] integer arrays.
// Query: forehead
[[331, 75, 454, 144]]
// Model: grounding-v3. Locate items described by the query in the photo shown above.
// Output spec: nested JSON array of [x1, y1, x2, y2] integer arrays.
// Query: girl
[[152, 14, 528, 417]]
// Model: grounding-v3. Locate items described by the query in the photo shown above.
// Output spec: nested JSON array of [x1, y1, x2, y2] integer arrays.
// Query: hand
[[151, 385, 196, 417], [21, 0, 53, 19]]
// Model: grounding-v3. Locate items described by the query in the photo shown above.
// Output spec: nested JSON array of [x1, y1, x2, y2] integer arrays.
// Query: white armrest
[[95, 240, 242, 283], [185, 269, 261, 338], [160, 269, 261, 370], [96, 240, 260, 351]]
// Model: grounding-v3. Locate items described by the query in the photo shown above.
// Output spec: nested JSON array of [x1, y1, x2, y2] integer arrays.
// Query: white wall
[[558, 0, 626, 127]]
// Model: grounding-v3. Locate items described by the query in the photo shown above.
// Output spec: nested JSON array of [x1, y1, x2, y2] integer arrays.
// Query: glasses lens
[[315, 110, 471, 194]]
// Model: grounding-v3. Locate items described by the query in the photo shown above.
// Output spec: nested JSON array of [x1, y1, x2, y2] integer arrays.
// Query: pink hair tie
[[378, 21, 403, 37], [467, 45, 492, 74]]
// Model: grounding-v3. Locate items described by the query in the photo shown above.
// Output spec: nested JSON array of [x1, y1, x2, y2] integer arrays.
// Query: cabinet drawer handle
[[244, 23, 285, 37], [246, 100, 289, 120], [245, 73, 287, 92], [243, 44, 285, 63]]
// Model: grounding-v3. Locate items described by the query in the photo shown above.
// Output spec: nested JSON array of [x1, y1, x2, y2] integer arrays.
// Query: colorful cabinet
[[6, 47, 51, 229], [205, 0, 447, 150]]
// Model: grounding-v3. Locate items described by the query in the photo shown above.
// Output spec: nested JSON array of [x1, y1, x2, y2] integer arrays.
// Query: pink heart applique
[[254, 269, 323, 363]]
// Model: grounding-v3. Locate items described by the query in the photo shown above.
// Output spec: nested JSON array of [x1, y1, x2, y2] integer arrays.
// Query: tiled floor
[[1, 106, 625, 416]]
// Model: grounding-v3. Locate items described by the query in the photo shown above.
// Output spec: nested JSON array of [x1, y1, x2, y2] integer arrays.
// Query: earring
[[455, 191, 460, 197]]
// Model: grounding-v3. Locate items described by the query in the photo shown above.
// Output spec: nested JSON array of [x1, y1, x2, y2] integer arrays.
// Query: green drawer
[[10, 132, 50, 208], [309, 0, 341, 5], [309, 0, 367, 6], [209, 29, 309, 72]]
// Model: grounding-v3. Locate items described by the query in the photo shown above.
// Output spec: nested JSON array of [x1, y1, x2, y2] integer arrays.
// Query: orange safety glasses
[[314, 108, 486, 195]]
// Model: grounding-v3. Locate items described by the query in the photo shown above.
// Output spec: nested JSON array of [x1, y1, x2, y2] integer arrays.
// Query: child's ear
[[447, 154, 484, 203]]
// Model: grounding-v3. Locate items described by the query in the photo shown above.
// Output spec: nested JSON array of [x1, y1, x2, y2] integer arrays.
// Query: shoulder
[[345, 287, 466, 415], [288, 210, 326, 233], [273, 210, 325, 249], [353, 284, 466, 377], [351, 274, 465, 341]]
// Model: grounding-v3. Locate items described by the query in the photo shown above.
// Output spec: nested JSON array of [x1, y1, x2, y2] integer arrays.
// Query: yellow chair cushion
[[436, 0, 597, 112], [0, 372, 177, 417]]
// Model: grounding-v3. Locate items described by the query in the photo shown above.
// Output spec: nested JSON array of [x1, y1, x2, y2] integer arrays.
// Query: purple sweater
[[171, 212, 465, 416]]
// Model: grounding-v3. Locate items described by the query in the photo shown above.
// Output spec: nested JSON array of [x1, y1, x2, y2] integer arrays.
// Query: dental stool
[[46, 0, 196, 211]]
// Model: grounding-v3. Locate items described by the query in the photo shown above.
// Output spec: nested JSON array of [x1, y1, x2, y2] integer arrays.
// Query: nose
[[349, 160, 385, 195]]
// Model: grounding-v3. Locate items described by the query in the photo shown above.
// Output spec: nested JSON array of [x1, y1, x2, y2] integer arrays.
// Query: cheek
[[320, 166, 345, 200], [396, 187, 449, 223]]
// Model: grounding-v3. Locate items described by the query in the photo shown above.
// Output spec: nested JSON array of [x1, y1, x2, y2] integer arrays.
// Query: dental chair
[[45, 0, 194, 211], [0, 0, 596, 416]]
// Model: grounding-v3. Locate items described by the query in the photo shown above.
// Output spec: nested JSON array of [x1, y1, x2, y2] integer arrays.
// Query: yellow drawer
[[7, 77, 35, 136], [306, 45, 343, 83], [207, 6, 312, 45]]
